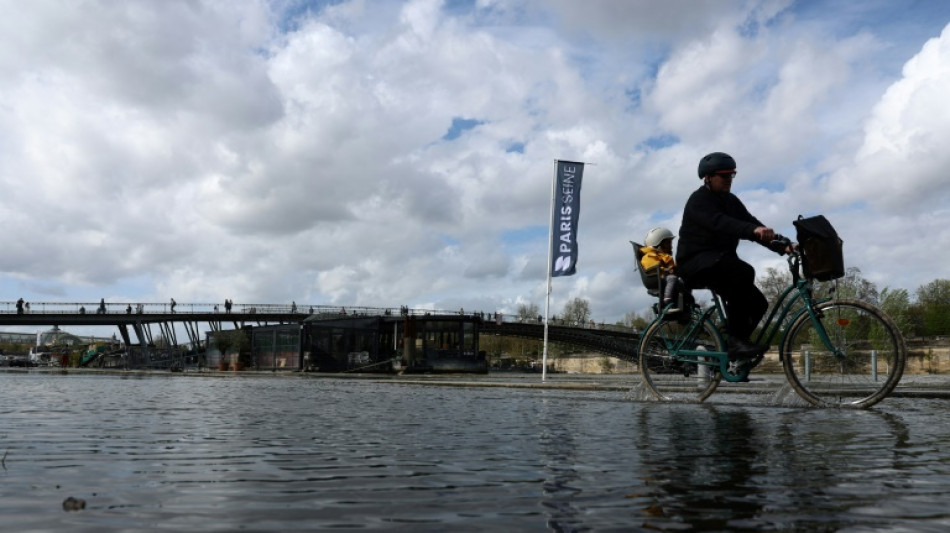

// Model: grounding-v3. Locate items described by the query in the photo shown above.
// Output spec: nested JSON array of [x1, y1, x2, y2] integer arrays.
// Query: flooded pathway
[[1, 372, 948, 531]]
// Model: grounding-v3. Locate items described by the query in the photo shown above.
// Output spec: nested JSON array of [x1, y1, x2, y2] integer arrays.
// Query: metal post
[[542, 159, 558, 382], [871, 349, 878, 381], [804, 348, 810, 382]]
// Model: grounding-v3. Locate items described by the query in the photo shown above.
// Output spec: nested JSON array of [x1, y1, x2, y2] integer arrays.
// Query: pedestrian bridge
[[0, 300, 643, 366]]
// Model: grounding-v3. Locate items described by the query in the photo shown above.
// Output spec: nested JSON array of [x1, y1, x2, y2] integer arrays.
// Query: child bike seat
[[631, 241, 662, 297]]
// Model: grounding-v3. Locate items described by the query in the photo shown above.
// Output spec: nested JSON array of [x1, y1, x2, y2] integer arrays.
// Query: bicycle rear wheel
[[639, 317, 723, 402], [782, 299, 906, 408]]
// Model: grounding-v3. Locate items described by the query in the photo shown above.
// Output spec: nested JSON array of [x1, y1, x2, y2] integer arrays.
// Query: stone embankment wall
[[904, 343, 950, 374], [555, 341, 950, 375], [553, 354, 637, 374]]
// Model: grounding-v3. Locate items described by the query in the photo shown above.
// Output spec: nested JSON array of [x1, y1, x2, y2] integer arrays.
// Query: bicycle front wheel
[[639, 317, 723, 402], [781, 299, 906, 408]]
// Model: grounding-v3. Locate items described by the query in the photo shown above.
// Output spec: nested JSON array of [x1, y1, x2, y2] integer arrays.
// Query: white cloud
[[1, 0, 949, 330], [825, 22, 950, 211]]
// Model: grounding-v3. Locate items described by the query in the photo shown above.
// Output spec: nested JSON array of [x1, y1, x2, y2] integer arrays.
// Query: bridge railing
[[0, 301, 415, 316], [0, 301, 641, 333], [0, 301, 517, 319]]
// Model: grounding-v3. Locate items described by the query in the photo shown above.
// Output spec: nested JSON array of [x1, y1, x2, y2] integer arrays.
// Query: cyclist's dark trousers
[[686, 256, 767, 342]]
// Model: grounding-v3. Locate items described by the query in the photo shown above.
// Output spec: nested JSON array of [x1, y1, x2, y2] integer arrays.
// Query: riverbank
[[3, 367, 948, 398]]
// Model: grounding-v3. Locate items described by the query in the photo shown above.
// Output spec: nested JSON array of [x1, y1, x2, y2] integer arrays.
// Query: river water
[[1, 372, 948, 532]]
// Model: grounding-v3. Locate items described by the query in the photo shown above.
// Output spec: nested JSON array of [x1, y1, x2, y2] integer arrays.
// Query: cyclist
[[675, 152, 785, 360]]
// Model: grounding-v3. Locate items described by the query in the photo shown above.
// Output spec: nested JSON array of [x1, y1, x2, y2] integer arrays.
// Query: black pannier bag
[[793, 215, 844, 281]]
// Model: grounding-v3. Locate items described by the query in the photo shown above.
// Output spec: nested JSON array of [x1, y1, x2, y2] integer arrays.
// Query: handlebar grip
[[769, 234, 792, 254]]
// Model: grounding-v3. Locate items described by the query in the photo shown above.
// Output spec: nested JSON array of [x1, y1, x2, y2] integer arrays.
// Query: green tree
[[872, 287, 913, 348], [562, 297, 591, 326], [914, 279, 950, 336], [214, 331, 231, 354], [213, 329, 250, 367], [878, 287, 913, 336]]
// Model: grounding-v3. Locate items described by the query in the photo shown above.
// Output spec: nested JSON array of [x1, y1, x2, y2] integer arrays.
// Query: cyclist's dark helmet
[[697, 152, 736, 178]]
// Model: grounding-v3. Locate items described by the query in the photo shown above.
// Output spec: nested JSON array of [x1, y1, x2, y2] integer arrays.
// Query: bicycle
[[632, 224, 907, 408]]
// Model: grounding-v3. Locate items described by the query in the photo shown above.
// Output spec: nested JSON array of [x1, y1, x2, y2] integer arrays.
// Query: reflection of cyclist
[[676, 152, 782, 359]]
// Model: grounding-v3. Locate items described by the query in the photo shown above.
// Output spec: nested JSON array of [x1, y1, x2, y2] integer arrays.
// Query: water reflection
[[634, 405, 763, 529], [629, 403, 922, 531], [538, 396, 583, 531], [0, 374, 946, 532]]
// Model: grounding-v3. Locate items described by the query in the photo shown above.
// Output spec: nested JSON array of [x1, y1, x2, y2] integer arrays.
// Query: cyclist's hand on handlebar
[[753, 226, 775, 242]]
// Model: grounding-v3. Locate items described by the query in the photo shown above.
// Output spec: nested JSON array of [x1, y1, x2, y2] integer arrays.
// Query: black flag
[[550, 160, 584, 277]]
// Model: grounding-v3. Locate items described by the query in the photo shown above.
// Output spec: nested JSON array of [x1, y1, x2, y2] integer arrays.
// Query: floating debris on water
[[62, 497, 86, 512]]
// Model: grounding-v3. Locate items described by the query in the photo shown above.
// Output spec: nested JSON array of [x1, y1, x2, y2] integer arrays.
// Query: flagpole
[[542, 159, 558, 382]]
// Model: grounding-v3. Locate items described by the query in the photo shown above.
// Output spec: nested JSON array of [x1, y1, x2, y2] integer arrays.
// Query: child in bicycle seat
[[640, 227, 685, 312]]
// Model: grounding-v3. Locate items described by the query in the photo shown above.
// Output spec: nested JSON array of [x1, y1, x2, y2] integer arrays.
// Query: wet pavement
[[1, 371, 949, 531]]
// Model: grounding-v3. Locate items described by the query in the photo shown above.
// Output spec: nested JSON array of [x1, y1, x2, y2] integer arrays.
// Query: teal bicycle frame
[[656, 252, 837, 383]]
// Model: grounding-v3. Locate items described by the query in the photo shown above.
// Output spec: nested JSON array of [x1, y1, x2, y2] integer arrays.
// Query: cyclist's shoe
[[726, 359, 754, 380], [728, 339, 767, 360]]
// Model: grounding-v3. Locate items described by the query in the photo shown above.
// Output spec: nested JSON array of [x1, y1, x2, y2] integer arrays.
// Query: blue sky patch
[[506, 142, 525, 154], [502, 226, 546, 245], [443, 117, 485, 141], [276, 0, 340, 32], [639, 134, 680, 151]]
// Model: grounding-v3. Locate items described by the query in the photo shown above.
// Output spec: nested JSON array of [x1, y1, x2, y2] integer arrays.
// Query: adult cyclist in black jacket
[[676, 152, 783, 360]]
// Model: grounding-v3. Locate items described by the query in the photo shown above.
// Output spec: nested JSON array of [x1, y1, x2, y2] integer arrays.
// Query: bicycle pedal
[[727, 358, 753, 375]]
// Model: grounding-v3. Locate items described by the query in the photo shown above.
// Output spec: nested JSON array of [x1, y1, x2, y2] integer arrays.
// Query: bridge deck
[[0, 302, 643, 359]]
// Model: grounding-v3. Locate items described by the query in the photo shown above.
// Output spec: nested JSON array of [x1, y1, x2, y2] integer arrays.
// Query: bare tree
[[757, 266, 791, 309], [831, 267, 879, 303], [617, 311, 650, 332], [562, 297, 591, 326], [517, 302, 540, 322]]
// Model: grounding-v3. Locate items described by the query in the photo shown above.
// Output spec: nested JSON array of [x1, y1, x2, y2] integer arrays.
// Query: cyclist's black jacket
[[675, 185, 770, 280]]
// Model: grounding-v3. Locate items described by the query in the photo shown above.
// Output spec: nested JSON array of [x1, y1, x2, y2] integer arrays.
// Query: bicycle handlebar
[[768, 234, 794, 255], [771, 234, 806, 282]]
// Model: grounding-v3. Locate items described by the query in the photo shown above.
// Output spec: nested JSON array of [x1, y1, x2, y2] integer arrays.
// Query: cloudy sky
[[2, 0, 950, 327]]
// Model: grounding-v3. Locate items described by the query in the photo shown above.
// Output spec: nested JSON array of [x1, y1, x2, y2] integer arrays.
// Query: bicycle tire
[[639, 317, 723, 402], [781, 299, 906, 408]]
